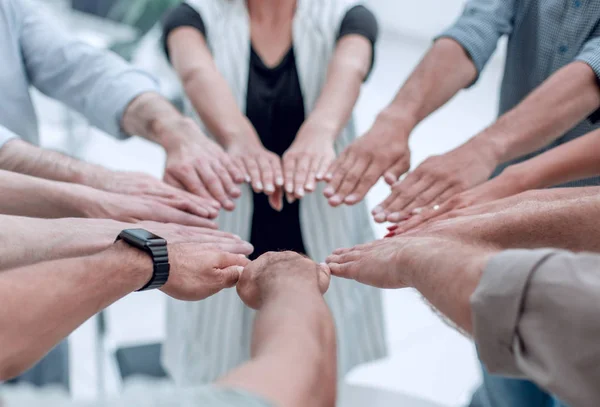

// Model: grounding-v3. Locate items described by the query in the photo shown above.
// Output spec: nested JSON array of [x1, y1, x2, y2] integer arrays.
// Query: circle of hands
[[96, 117, 527, 297]]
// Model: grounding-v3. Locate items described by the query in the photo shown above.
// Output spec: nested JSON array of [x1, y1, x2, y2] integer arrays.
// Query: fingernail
[[387, 225, 398, 231], [255, 182, 263, 191], [384, 232, 394, 238], [325, 173, 333, 180], [245, 175, 251, 183], [316, 173, 324, 180], [265, 184, 275, 193], [329, 195, 342, 206], [296, 187, 305, 197], [344, 194, 358, 204], [372, 206, 383, 214], [232, 266, 244, 275], [276, 177, 284, 186], [412, 207, 423, 215], [374, 213, 387, 223], [286, 194, 295, 204], [305, 182, 315, 191], [286, 184, 293, 193], [323, 187, 334, 196], [388, 213, 403, 222], [229, 186, 241, 196], [224, 200, 235, 210]]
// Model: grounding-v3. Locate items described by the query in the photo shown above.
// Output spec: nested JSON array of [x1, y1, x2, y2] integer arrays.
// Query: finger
[[154, 197, 212, 219], [294, 155, 311, 198], [330, 157, 370, 206], [380, 176, 433, 215], [436, 186, 464, 205], [386, 183, 450, 223], [221, 154, 246, 185], [318, 263, 332, 293], [152, 205, 219, 229], [324, 152, 355, 201], [167, 168, 213, 201], [259, 155, 276, 195], [217, 265, 245, 288], [211, 161, 242, 199], [269, 187, 284, 212], [197, 164, 235, 211], [272, 158, 284, 189], [316, 156, 331, 182], [324, 150, 346, 182], [372, 172, 423, 222], [164, 173, 186, 190], [343, 163, 382, 205], [243, 156, 263, 193], [327, 262, 359, 280], [283, 155, 297, 197], [215, 252, 251, 268], [304, 157, 321, 193], [194, 242, 254, 256], [384, 161, 410, 186]]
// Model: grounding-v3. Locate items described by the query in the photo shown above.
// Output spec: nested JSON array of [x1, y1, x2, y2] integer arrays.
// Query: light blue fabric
[[0, 0, 159, 148]]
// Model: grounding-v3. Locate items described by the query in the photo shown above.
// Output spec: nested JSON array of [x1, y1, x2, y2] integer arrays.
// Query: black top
[[162, 3, 378, 259]]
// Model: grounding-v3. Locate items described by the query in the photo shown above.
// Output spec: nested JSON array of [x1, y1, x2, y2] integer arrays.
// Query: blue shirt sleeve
[[16, 0, 160, 139], [575, 36, 600, 123], [435, 0, 517, 86]]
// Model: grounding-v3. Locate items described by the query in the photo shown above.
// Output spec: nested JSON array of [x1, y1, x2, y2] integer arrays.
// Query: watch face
[[121, 229, 166, 247]]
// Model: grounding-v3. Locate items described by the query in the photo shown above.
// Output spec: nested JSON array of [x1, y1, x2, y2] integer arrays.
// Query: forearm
[[0, 139, 105, 185], [219, 287, 336, 407], [0, 215, 128, 271], [0, 168, 98, 218], [382, 38, 477, 132], [301, 35, 371, 142], [0, 243, 151, 380], [475, 61, 600, 164], [169, 28, 258, 148], [410, 247, 493, 334], [499, 128, 600, 191]]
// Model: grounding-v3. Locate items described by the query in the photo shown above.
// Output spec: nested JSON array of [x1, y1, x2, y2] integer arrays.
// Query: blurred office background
[[29, 1, 507, 405]]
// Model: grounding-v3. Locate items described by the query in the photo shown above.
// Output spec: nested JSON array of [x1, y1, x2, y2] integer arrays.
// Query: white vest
[[163, 0, 386, 384]]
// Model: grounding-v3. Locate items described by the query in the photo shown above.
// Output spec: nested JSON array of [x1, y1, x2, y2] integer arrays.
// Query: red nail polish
[[384, 232, 394, 238], [387, 225, 399, 231]]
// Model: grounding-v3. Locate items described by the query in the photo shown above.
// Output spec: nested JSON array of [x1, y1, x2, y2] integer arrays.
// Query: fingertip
[[373, 213, 387, 223], [223, 200, 236, 211], [323, 186, 335, 197], [305, 182, 315, 192], [387, 212, 404, 223], [384, 172, 397, 185], [295, 187, 305, 198], [229, 186, 242, 198], [328, 195, 342, 206], [276, 177, 284, 187], [324, 173, 333, 181], [344, 194, 359, 205]]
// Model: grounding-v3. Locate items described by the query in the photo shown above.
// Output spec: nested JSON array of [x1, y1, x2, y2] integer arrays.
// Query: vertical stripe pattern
[[162, 0, 387, 385]]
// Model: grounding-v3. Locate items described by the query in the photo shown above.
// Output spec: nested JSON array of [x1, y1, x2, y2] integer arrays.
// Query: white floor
[[36, 28, 507, 407]]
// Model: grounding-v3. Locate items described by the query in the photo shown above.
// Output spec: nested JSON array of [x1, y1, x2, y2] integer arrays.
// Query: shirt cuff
[[471, 249, 557, 376], [575, 37, 600, 124], [96, 70, 160, 140], [0, 126, 20, 149]]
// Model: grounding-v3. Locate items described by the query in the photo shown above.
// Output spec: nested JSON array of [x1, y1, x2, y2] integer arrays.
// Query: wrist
[[375, 107, 416, 141], [221, 119, 262, 150], [104, 240, 154, 291], [261, 278, 320, 304]]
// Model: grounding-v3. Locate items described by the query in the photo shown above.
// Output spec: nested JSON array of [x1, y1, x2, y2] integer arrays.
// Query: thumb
[[384, 161, 409, 185], [218, 265, 245, 288], [318, 263, 332, 294], [214, 252, 251, 268]]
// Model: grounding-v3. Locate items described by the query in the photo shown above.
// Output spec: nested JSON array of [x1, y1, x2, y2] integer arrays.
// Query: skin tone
[[324, 38, 477, 207], [0, 241, 249, 380], [392, 127, 600, 230], [222, 252, 336, 407], [388, 187, 600, 253], [167, 0, 372, 210], [327, 236, 494, 334], [0, 214, 253, 271], [0, 169, 218, 228], [0, 92, 245, 216], [371, 57, 600, 223]]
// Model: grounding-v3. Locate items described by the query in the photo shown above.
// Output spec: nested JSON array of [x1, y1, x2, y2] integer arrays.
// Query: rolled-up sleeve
[[472, 249, 600, 407], [17, 0, 159, 139], [435, 0, 517, 84], [575, 36, 600, 123], [0, 125, 20, 149]]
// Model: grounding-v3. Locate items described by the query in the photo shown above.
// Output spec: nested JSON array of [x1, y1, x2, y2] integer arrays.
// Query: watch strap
[[137, 245, 170, 291]]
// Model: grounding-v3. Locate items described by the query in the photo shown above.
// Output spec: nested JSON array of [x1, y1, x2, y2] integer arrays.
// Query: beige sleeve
[[472, 249, 600, 407]]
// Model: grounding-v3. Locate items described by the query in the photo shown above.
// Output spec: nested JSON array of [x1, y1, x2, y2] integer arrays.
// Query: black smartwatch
[[116, 229, 170, 291]]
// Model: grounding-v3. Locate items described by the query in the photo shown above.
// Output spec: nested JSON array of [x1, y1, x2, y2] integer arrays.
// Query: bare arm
[[325, 38, 477, 206], [0, 242, 152, 379], [221, 253, 336, 407], [287, 34, 372, 203]]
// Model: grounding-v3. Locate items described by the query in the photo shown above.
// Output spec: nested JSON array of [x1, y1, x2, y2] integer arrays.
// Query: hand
[[326, 235, 493, 289], [372, 138, 499, 223], [282, 122, 336, 203], [386, 169, 527, 235], [83, 189, 218, 229], [227, 137, 284, 210], [160, 244, 250, 301], [323, 111, 411, 207], [163, 119, 246, 211], [136, 221, 254, 255], [237, 251, 331, 309], [86, 169, 220, 219]]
